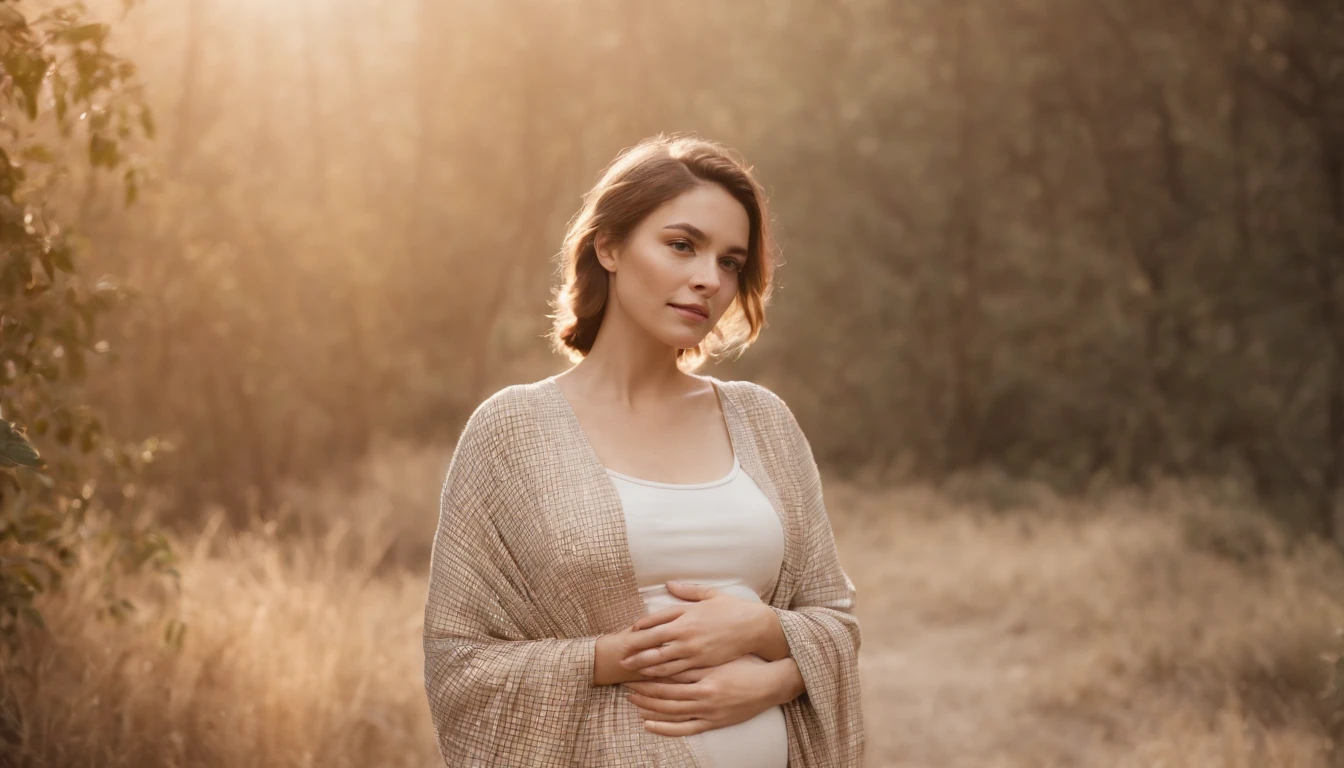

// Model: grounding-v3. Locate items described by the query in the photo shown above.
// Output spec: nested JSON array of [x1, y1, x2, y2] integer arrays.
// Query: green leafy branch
[[1, 0, 177, 655]]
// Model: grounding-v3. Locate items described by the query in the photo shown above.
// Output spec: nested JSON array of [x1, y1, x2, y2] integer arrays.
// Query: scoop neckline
[[604, 454, 741, 489], [542, 374, 741, 490]]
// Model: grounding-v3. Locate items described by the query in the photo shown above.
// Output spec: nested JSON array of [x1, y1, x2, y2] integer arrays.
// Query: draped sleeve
[[422, 393, 599, 766], [763, 391, 865, 767]]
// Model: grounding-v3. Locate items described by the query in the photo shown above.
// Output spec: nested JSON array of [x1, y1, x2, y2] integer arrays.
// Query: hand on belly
[[621, 580, 770, 679], [621, 653, 785, 737]]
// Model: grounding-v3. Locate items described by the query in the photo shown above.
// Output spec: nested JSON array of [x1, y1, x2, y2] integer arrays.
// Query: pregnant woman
[[422, 133, 864, 766]]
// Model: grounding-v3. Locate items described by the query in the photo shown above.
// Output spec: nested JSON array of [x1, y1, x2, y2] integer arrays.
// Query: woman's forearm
[[594, 633, 633, 685], [751, 604, 792, 662], [594, 632, 657, 685], [768, 657, 807, 705]]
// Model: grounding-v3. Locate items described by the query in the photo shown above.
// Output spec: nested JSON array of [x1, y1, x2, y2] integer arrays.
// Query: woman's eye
[[719, 258, 742, 272], [670, 240, 693, 253]]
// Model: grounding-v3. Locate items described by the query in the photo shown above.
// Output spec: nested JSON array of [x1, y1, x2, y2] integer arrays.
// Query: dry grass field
[[2, 442, 1341, 767]]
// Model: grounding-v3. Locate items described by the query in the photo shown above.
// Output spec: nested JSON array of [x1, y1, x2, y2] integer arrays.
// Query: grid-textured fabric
[[422, 374, 864, 767]]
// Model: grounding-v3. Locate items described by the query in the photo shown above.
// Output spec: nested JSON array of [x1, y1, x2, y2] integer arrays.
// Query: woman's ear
[[594, 231, 618, 272]]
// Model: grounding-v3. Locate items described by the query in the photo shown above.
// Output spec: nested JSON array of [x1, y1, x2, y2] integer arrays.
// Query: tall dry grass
[[2, 447, 1341, 767], [0, 440, 448, 768]]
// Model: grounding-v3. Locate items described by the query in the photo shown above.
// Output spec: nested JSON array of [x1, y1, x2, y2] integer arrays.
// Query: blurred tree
[[58, 0, 1342, 546], [0, 0, 177, 652], [1168, 0, 1344, 540]]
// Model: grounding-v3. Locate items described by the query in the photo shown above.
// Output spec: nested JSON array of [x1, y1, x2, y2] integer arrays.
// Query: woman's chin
[[666, 333, 709, 351]]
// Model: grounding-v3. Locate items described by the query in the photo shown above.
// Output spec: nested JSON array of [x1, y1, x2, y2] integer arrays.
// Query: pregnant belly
[[638, 581, 789, 768], [638, 579, 764, 613]]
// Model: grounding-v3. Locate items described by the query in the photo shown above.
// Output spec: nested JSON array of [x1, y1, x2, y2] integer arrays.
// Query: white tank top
[[606, 454, 789, 768]]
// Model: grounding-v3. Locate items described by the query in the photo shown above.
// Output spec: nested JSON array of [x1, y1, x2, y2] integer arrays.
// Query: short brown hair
[[548, 133, 776, 371]]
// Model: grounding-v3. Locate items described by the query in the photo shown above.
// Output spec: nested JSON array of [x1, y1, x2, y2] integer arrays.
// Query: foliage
[[0, 0, 175, 653]]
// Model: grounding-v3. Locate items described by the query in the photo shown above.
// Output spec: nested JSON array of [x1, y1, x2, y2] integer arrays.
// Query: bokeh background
[[3, 0, 1344, 765]]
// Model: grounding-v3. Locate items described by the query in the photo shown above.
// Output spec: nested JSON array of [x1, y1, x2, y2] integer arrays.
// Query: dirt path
[[829, 484, 1341, 768], [832, 489, 1137, 768], [858, 617, 1121, 768]]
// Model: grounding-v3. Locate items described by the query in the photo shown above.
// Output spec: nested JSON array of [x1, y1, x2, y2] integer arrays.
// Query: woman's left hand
[[619, 581, 768, 678]]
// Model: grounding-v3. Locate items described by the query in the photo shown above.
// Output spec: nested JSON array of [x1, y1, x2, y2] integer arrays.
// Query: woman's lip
[[670, 303, 709, 320]]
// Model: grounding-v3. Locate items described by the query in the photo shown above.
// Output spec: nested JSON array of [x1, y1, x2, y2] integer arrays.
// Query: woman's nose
[[691, 256, 720, 292]]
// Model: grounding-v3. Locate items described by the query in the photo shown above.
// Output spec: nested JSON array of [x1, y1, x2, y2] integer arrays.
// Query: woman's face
[[596, 183, 750, 351]]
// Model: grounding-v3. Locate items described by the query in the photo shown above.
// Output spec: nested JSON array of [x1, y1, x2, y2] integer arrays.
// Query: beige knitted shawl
[[423, 375, 864, 766]]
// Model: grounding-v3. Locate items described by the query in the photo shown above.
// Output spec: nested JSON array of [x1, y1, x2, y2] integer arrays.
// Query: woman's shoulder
[[709, 376, 802, 434], [464, 381, 541, 422], [454, 380, 555, 453], [712, 377, 823, 488]]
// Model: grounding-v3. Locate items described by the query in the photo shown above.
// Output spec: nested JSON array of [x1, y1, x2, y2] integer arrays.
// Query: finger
[[622, 680, 701, 700], [638, 657, 697, 679], [635, 707, 698, 723], [627, 692, 699, 716], [631, 607, 685, 631], [622, 623, 679, 655], [666, 668, 709, 684], [622, 639, 686, 669], [644, 718, 712, 737]]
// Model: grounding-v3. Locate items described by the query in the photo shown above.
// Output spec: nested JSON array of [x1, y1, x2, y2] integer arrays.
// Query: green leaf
[[19, 605, 46, 632], [140, 107, 156, 140], [108, 597, 135, 622], [0, 6, 28, 31], [52, 71, 69, 124], [0, 420, 43, 468], [15, 566, 42, 591], [3, 555, 59, 592], [67, 348, 86, 381], [0, 148, 17, 197], [21, 144, 55, 164], [79, 419, 101, 453], [59, 23, 108, 46], [90, 280, 120, 310], [89, 133, 121, 168], [124, 168, 138, 205], [50, 244, 74, 272], [163, 618, 187, 650], [13, 256, 34, 294], [13, 52, 42, 121]]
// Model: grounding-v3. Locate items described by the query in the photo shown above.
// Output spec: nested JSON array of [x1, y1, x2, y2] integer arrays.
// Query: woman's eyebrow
[[662, 222, 707, 241], [662, 222, 748, 257]]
